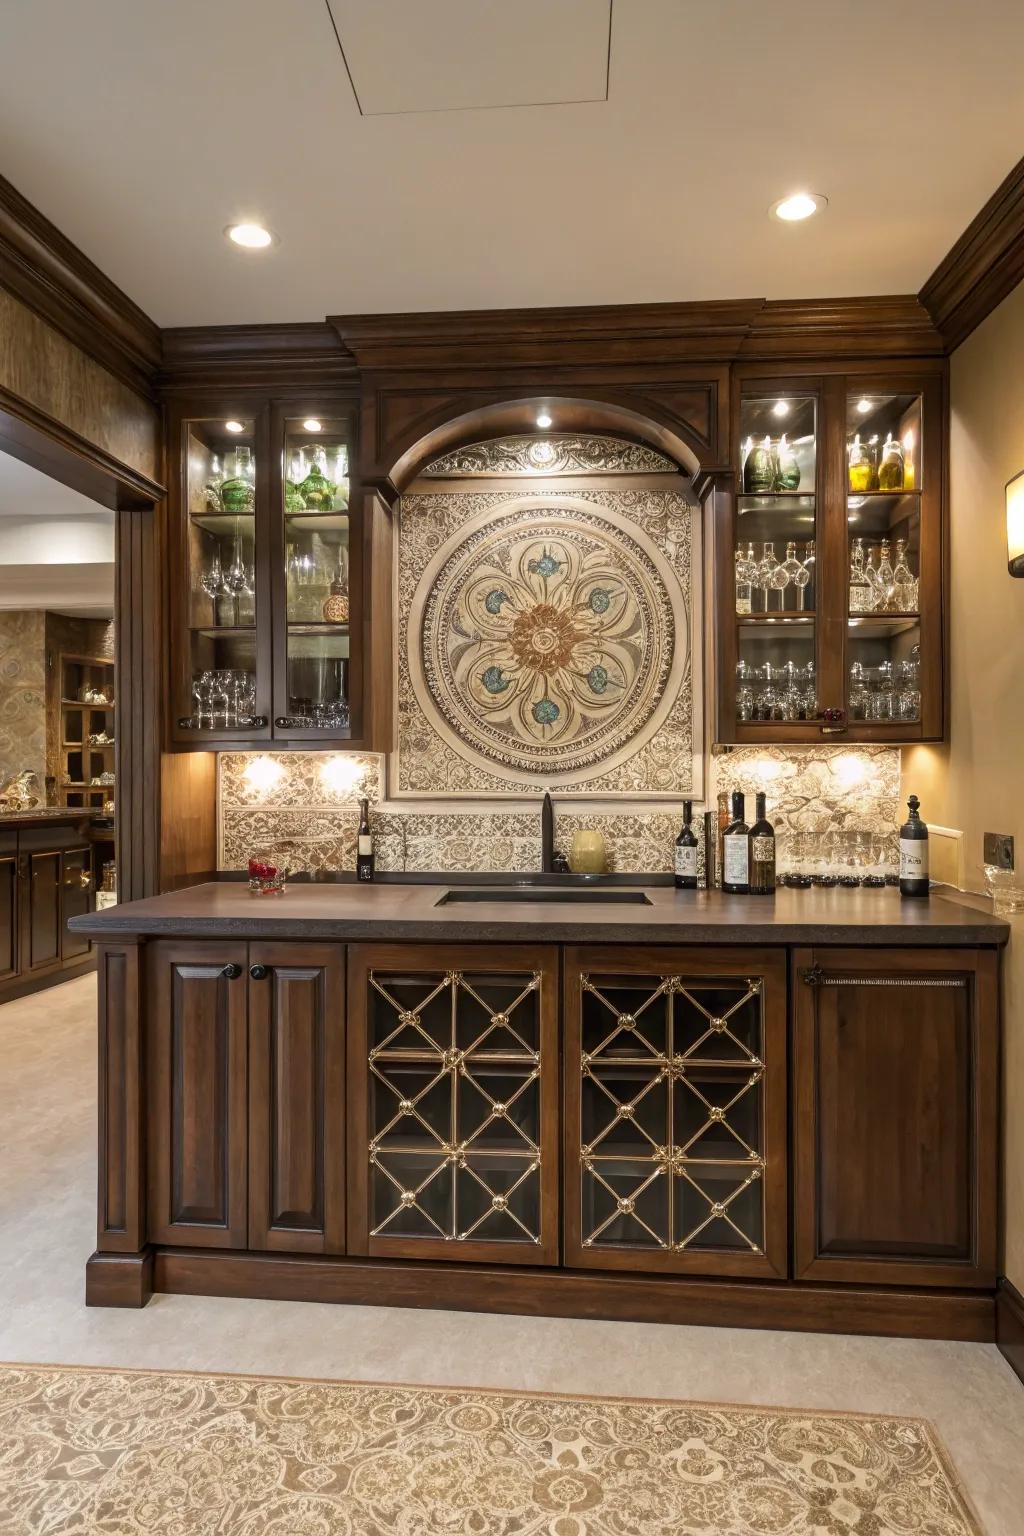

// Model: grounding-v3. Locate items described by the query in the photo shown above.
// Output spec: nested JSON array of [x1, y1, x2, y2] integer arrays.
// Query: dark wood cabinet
[[563, 946, 788, 1278], [60, 847, 93, 959], [28, 850, 61, 969], [0, 852, 17, 981], [248, 942, 346, 1253], [715, 366, 945, 743], [793, 947, 998, 1287], [0, 820, 97, 1002], [347, 944, 560, 1265], [146, 941, 249, 1247]]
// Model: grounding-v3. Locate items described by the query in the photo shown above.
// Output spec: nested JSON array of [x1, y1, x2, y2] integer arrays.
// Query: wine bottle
[[748, 792, 776, 895], [722, 791, 750, 894], [356, 797, 375, 882], [899, 794, 929, 898], [674, 800, 699, 890], [715, 791, 730, 890]]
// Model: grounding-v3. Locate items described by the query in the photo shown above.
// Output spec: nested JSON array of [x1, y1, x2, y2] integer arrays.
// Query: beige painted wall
[[903, 277, 1024, 1289]]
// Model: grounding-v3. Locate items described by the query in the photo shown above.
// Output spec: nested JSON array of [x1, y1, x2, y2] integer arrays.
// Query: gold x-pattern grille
[[368, 969, 543, 1244], [580, 973, 765, 1254]]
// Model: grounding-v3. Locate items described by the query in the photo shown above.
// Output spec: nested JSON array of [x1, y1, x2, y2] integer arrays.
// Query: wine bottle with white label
[[748, 792, 776, 895], [674, 800, 699, 890], [722, 791, 750, 894], [356, 797, 375, 882], [899, 794, 929, 898]]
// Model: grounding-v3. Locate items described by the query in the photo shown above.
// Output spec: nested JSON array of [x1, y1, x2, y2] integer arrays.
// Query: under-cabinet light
[[769, 192, 827, 222], [226, 222, 274, 249], [1007, 469, 1024, 576], [320, 755, 364, 794], [243, 756, 283, 793]]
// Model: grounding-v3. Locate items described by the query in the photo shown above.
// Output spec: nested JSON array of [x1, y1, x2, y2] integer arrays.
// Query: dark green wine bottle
[[899, 794, 929, 897], [674, 800, 698, 890]]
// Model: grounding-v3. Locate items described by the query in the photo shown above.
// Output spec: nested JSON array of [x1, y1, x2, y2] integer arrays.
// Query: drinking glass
[[200, 548, 223, 599]]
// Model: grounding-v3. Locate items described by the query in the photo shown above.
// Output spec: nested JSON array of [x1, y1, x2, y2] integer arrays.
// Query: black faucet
[[541, 792, 554, 874]]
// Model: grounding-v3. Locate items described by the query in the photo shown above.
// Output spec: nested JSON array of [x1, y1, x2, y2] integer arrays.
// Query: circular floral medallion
[[415, 506, 676, 776]]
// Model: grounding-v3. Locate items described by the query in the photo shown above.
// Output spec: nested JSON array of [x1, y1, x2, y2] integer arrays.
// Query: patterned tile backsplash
[[218, 746, 902, 876]]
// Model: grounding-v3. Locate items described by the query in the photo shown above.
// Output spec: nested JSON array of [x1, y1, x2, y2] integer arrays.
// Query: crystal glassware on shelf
[[200, 547, 223, 601], [892, 538, 918, 611], [299, 447, 334, 510], [849, 538, 872, 612], [204, 454, 223, 513], [757, 542, 781, 610], [220, 446, 255, 513], [877, 539, 896, 610], [780, 542, 810, 610], [775, 434, 801, 490], [734, 545, 752, 614], [863, 545, 883, 611], [736, 660, 816, 722], [331, 445, 350, 510]]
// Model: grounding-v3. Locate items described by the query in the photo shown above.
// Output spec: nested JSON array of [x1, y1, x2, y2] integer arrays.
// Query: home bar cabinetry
[[78, 885, 1005, 1339]]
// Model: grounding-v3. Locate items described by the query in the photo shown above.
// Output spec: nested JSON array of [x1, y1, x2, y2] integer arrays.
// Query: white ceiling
[[0, 0, 1022, 326], [0, 451, 114, 614]]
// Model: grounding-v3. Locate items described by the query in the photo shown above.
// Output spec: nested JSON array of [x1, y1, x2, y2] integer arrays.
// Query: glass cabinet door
[[844, 389, 926, 731], [734, 389, 820, 729], [177, 413, 270, 738], [273, 411, 357, 738]]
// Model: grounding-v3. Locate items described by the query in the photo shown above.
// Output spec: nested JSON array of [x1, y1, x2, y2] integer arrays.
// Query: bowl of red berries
[[247, 856, 286, 896]]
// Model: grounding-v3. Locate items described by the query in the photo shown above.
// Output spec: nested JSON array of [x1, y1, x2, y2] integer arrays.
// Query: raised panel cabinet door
[[0, 856, 17, 980], [61, 847, 93, 960], [347, 944, 560, 1266], [248, 943, 346, 1253], [28, 851, 60, 970], [563, 946, 788, 1280], [146, 941, 249, 1248], [793, 947, 998, 1288]]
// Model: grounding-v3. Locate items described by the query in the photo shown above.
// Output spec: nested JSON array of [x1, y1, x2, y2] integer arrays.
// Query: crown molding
[[920, 153, 1024, 352], [158, 322, 356, 394], [0, 172, 161, 399], [330, 295, 942, 371]]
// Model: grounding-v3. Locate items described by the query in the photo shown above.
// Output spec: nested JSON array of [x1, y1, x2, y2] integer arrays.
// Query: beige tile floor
[[1, 973, 1022, 1533]]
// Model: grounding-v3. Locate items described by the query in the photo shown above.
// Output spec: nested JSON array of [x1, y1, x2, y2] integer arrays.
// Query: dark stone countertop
[[68, 880, 1011, 946], [0, 807, 101, 826]]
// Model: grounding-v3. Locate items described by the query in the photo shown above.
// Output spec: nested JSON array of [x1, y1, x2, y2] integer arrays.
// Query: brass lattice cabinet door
[[564, 946, 788, 1278], [347, 945, 560, 1264]]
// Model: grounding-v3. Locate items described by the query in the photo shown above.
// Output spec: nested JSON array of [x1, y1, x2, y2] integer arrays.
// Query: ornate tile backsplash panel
[[218, 747, 901, 875], [0, 611, 46, 788], [396, 487, 700, 798]]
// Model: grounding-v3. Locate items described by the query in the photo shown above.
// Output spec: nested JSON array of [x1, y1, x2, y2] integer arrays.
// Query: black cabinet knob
[[249, 963, 269, 980], [222, 962, 243, 980]]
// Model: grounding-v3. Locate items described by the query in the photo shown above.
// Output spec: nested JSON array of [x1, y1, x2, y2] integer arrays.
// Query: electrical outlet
[[983, 832, 1014, 871]]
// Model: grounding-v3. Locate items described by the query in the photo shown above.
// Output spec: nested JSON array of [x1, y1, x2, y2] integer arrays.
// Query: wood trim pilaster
[[920, 154, 1024, 352], [116, 504, 164, 901], [96, 940, 145, 1253], [0, 172, 160, 396]]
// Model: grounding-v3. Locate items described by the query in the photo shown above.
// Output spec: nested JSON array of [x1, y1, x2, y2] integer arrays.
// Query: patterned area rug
[[0, 1362, 980, 1535]]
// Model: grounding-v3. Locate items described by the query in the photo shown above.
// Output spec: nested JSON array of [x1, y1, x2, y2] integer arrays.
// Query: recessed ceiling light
[[536, 411, 553, 429], [224, 420, 245, 433], [857, 398, 873, 414], [772, 400, 790, 418], [303, 419, 322, 433], [225, 222, 274, 249], [769, 192, 827, 223]]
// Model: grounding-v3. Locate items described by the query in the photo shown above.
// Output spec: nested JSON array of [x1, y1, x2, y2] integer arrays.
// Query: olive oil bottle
[[748, 792, 776, 895]]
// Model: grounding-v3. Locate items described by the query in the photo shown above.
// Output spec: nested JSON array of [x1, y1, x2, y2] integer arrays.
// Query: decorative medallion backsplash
[[218, 746, 901, 876]]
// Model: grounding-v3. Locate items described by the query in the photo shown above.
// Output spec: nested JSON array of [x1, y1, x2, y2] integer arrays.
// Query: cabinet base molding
[[996, 1277, 1024, 1385], [86, 1248, 154, 1308], [145, 1249, 995, 1342], [0, 954, 95, 1006]]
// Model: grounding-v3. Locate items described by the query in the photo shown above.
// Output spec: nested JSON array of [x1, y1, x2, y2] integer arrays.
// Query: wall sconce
[[1007, 469, 1024, 576]]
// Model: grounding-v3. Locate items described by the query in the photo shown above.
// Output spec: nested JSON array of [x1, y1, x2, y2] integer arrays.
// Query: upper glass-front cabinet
[[719, 371, 943, 743], [171, 398, 371, 747]]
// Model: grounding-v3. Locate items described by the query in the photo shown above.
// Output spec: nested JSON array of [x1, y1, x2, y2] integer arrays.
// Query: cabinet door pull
[[802, 966, 964, 989], [249, 963, 269, 980], [222, 962, 243, 980]]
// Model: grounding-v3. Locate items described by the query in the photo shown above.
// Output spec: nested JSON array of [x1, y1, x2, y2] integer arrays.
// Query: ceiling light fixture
[[303, 419, 322, 433], [769, 192, 827, 223], [224, 420, 245, 433], [225, 222, 274, 249], [536, 410, 553, 429], [772, 400, 790, 418], [857, 398, 873, 414]]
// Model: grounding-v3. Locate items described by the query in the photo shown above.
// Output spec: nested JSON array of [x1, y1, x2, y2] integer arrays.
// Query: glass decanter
[[780, 541, 808, 610], [205, 454, 223, 513], [877, 539, 896, 610], [734, 545, 752, 614], [759, 541, 783, 609], [743, 435, 776, 495], [776, 434, 801, 491], [285, 448, 307, 512], [878, 433, 905, 492], [299, 446, 334, 510], [849, 537, 871, 613], [892, 537, 917, 611], [322, 549, 350, 624], [863, 545, 882, 612], [220, 446, 256, 513], [331, 445, 350, 510], [848, 434, 875, 493]]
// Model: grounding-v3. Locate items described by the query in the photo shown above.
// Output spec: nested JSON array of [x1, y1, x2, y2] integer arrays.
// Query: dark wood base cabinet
[[0, 818, 98, 1004], [88, 936, 1001, 1341]]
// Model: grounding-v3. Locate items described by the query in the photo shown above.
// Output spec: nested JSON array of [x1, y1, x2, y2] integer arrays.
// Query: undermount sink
[[435, 888, 653, 906]]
